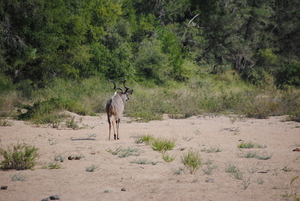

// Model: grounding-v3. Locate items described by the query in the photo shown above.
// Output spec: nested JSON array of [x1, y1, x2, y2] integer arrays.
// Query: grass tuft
[[54, 154, 66, 162], [107, 147, 141, 158], [162, 152, 176, 162], [181, 150, 202, 174], [85, 164, 99, 172], [130, 158, 157, 165], [136, 134, 155, 145], [151, 138, 176, 153], [238, 141, 265, 149], [225, 164, 240, 173]]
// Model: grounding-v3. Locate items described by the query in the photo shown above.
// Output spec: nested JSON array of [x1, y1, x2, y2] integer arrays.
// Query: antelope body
[[106, 80, 133, 140]]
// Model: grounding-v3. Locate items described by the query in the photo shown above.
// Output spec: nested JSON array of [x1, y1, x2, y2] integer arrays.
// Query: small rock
[[121, 188, 127, 191], [0, 186, 8, 190], [293, 148, 300, 152], [68, 156, 74, 160], [50, 195, 60, 200], [41, 198, 50, 201], [257, 171, 268, 173]]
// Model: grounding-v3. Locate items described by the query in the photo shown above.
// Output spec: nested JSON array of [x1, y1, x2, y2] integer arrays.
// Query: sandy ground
[[0, 113, 299, 201]]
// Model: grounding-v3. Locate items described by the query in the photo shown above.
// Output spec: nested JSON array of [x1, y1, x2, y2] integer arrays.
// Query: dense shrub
[[276, 62, 300, 87]]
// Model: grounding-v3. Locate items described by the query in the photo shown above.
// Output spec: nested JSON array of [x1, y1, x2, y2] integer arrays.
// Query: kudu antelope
[[106, 79, 133, 140]]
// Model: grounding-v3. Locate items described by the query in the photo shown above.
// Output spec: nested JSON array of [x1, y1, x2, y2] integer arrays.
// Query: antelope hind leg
[[116, 119, 120, 140], [112, 120, 117, 140]]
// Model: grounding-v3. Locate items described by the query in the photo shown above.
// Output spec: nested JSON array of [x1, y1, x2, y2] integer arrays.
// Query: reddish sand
[[0, 113, 299, 201]]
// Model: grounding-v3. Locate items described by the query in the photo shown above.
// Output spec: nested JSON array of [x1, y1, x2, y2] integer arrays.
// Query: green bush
[[0, 143, 39, 170], [276, 62, 300, 87]]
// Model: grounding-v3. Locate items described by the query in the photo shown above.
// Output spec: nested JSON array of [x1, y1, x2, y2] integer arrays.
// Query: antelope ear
[[127, 89, 133, 94]]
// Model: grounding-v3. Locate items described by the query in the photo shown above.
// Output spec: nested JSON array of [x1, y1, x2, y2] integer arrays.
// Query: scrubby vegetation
[[0, 143, 39, 170], [0, 0, 299, 121]]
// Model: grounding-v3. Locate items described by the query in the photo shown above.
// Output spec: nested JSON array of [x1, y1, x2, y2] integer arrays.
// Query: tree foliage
[[0, 0, 299, 88]]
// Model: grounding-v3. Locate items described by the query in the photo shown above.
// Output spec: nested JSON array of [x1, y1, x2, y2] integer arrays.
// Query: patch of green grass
[[237, 151, 258, 158], [85, 164, 99, 172], [129, 111, 163, 122], [233, 171, 244, 180], [237, 150, 272, 160], [255, 152, 272, 160], [202, 164, 218, 175], [172, 167, 186, 175], [242, 177, 251, 189], [118, 147, 141, 158], [136, 134, 155, 145], [238, 142, 255, 148], [3, 75, 299, 125], [225, 164, 244, 180], [130, 158, 157, 165], [152, 138, 176, 153], [225, 164, 240, 173], [17, 97, 94, 122], [0, 143, 39, 170], [130, 158, 149, 164], [107, 147, 123, 155], [162, 152, 176, 162], [237, 141, 265, 149], [107, 147, 141, 158], [181, 150, 202, 174]]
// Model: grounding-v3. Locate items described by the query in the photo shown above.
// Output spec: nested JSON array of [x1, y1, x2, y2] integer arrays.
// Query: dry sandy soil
[[0, 113, 299, 201]]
